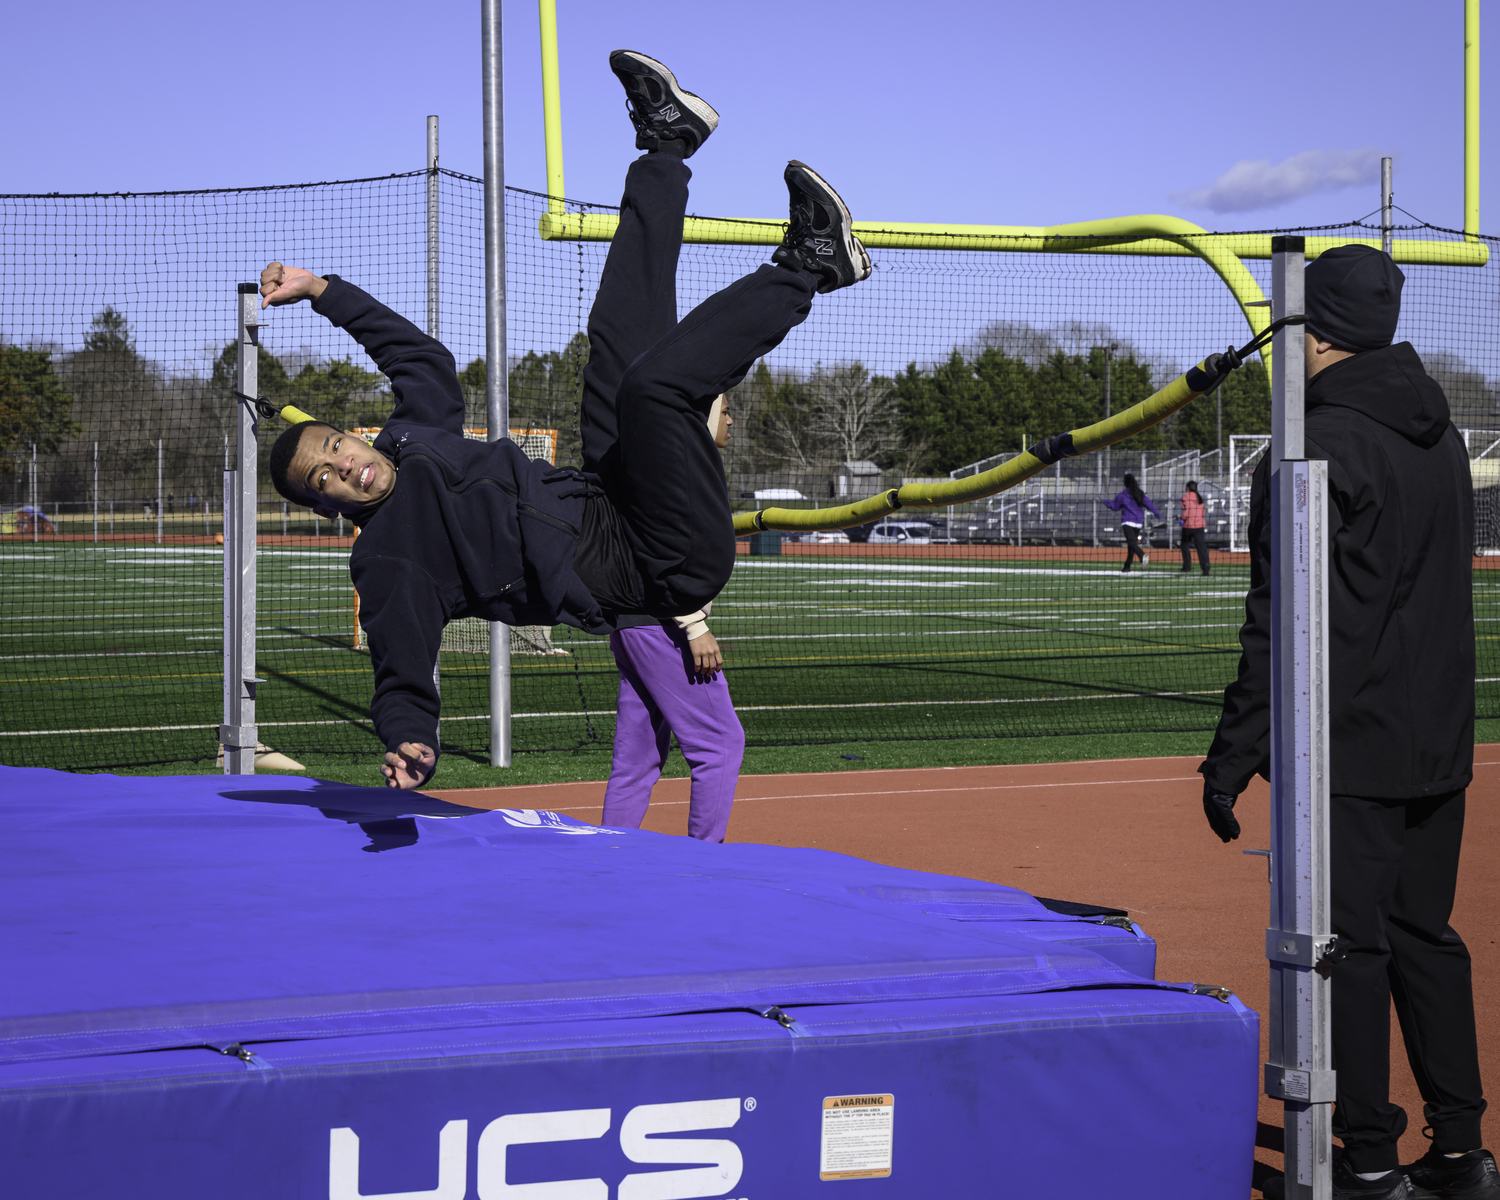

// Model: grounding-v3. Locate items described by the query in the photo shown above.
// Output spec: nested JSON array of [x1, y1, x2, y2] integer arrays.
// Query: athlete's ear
[[311, 504, 339, 520]]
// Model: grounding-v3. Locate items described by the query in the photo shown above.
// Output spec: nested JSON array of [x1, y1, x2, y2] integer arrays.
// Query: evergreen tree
[[506, 332, 589, 467], [82, 307, 134, 354], [0, 346, 78, 462]]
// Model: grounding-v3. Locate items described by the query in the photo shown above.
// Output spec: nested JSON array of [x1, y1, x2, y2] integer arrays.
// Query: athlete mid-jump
[[261, 50, 871, 789]]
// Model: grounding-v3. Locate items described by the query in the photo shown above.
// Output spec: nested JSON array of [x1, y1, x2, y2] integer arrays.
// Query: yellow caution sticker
[[820, 1093, 894, 1181]]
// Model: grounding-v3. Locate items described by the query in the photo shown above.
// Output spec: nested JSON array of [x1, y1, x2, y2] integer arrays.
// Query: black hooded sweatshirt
[[1201, 341, 1474, 799], [312, 278, 621, 774]]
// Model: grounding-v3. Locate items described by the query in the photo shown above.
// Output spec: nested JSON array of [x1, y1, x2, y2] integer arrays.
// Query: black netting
[[3, 173, 1498, 772]]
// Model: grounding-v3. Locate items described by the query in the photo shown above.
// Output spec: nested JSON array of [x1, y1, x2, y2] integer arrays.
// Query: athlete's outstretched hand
[[383, 742, 436, 790], [688, 630, 723, 681], [260, 262, 328, 309], [1202, 780, 1241, 842]]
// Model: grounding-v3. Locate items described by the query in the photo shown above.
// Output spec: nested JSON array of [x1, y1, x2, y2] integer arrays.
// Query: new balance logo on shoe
[[813, 237, 835, 257], [658, 103, 681, 121]]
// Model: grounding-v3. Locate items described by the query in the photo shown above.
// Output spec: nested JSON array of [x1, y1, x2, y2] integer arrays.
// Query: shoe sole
[[609, 50, 720, 137], [1404, 1168, 1500, 1200], [784, 160, 873, 287]]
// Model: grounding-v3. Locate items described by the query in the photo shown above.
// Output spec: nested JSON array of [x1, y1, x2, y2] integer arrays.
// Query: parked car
[[868, 521, 935, 545], [798, 529, 851, 544], [1192, 480, 1233, 547]]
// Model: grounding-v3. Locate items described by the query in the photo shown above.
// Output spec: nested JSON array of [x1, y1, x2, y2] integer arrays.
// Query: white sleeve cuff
[[671, 605, 711, 642]]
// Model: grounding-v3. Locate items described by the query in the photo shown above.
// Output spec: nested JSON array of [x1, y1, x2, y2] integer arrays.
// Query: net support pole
[[483, 0, 513, 767], [31, 444, 37, 544], [92, 442, 98, 544], [1265, 236, 1335, 1199], [156, 438, 164, 545], [1381, 157, 1394, 257], [427, 113, 443, 739], [221, 283, 263, 775]]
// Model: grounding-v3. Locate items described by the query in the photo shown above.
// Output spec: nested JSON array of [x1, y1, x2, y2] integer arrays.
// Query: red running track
[[430, 751, 1500, 1194]]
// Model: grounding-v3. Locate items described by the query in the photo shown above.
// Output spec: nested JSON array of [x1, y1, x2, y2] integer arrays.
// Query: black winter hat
[[1304, 244, 1404, 351]]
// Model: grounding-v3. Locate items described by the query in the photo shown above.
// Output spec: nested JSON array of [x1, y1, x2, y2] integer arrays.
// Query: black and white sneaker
[[1404, 1148, 1500, 1199], [1328, 1159, 1415, 1199], [608, 50, 719, 157], [771, 160, 873, 294]]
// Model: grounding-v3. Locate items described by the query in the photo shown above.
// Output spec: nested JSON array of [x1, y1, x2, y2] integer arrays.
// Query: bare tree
[[1424, 351, 1500, 429], [808, 363, 903, 467]]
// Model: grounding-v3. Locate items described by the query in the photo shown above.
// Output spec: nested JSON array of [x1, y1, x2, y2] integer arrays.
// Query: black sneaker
[[771, 160, 873, 294], [609, 50, 719, 157], [1330, 1159, 1415, 1198], [1404, 1149, 1500, 1199]]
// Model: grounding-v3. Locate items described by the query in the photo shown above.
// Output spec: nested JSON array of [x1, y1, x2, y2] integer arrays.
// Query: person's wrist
[[308, 275, 329, 299]]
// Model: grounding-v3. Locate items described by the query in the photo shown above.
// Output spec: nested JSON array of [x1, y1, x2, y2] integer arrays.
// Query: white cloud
[[1171, 148, 1383, 214]]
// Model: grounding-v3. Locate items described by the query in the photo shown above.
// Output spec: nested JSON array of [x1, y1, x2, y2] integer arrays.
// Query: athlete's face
[[714, 404, 734, 449], [289, 426, 396, 515]]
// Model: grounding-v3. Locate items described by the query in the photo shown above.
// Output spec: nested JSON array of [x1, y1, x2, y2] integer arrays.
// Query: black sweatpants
[[1179, 527, 1209, 574], [1121, 523, 1145, 570], [580, 153, 817, 615], [1328, 790, 1485, 1172]]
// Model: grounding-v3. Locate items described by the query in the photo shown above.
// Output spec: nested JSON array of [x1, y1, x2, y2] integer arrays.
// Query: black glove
[[1202, 780, 1241, 843]]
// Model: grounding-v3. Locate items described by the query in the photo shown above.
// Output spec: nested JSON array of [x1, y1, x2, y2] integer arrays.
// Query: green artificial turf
[[6, 542, 1499, 784]]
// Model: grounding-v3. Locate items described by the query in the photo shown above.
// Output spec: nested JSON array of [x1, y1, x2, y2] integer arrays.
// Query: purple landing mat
[[0, 994, 1259, 1198], [0, 766, 1257, 1196]]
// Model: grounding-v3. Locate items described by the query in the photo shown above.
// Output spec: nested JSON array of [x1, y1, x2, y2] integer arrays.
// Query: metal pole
[[427, 112, 445, 741], [1381, 157, 1394, 258], [484, 0, 513, 767], [31, 444, 37, 544], [221, 283, 263, 775], [1266, 235, 1334, 1200], [1103, 345, 1114, 490], [427, 115, 441, 340], [93, 442, 98, 544], [1216, 385, 1223, 455], [156, 438, 164, 545]]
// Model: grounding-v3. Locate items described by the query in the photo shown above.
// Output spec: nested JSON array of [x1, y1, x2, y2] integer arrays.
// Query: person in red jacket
[[1178, 480, 1210, 576]]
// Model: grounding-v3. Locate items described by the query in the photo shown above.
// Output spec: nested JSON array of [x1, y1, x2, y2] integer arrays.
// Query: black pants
[[1121, 524, 1145, 570], [580, 153, 817, 615], [1179, 527, 1209, 574], [1328, 790, 1485, 1172]]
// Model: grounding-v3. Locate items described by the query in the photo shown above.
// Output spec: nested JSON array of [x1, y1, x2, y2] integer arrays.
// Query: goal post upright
[[1467, 0, 1480, 240], [528, 0, 1485, 376], [1265, 236, 1334, 1199], [221, 284, 262, 776]]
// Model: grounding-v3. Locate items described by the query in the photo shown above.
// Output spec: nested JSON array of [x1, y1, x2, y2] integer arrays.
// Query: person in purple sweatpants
[[603, 615, 745, 843]]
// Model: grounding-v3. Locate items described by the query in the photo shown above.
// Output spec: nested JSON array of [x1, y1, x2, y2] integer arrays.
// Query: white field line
[[543, 775, 1205, 811], [489, 758, 1500, 812], [0, 688, 1230, 736]]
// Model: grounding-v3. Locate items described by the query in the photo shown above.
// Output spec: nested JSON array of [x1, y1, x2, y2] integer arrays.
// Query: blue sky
[[1, 0, 1491, 235]]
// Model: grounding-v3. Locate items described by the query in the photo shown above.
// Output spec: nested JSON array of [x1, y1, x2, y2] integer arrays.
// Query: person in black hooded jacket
[[1199, 246, 1493, 1197], [258, 54, 872, 793]]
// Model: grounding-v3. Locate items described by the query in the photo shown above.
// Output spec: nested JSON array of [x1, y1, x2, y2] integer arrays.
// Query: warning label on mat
[[820, 1093, 894, 1180]]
